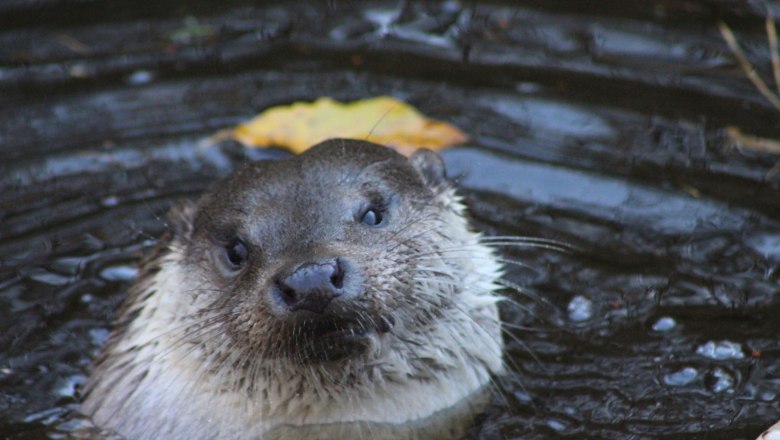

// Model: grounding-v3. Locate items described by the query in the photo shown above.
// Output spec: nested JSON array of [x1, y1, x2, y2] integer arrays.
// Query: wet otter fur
[[81, 139, 504, 439]]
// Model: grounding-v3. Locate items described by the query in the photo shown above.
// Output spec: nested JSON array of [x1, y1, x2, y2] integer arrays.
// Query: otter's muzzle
[[274, 258, 349, 314]]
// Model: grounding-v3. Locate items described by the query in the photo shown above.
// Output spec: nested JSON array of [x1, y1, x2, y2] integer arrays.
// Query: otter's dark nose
[[275, 258, 345, 313]]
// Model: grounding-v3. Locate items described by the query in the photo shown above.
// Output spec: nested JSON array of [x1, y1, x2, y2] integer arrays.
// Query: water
[[2, 1, 780, 439]]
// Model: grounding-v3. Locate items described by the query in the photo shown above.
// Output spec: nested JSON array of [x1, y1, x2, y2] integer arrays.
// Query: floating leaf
[[233, 96, 468, 155]]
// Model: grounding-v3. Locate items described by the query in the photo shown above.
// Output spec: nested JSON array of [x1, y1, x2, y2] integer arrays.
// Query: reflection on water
[[482, 95, 616, 140], [445, 148, 759, 233]]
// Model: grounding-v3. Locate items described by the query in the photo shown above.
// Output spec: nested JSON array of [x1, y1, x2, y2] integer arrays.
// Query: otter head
[[173, 139, 472, 366]]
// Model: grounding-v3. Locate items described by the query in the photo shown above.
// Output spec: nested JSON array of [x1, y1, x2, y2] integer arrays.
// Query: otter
[[81, 139, 505, 439]]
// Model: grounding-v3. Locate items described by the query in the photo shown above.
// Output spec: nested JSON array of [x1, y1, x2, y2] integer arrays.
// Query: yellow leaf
[[233, 96, 468, 155]]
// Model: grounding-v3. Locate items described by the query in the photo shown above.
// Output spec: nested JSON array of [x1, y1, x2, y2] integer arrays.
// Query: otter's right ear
[[409, 148, 448, 188], [167, 200, 197, 239]]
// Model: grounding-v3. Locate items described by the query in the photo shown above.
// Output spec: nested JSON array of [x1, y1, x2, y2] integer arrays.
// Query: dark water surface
[[2, 1, 780, 438]]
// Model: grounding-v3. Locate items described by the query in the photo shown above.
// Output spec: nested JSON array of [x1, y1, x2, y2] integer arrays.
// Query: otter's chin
[[303, 331, 373, 363], [289, 314, 392, 364]]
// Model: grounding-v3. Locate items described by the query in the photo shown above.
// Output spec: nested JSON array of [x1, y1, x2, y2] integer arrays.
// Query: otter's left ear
[[409, 148, 448, 188]]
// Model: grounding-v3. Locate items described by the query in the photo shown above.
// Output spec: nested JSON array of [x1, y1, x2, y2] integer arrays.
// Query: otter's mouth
[[294, 315, 394, 363]]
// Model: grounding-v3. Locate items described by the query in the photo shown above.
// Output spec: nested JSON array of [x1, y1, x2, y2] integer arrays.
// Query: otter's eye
[[360, 208, 384, 226], [224, 238, 248, 269]]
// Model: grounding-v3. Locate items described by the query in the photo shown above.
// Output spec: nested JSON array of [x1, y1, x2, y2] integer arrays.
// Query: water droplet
[[663, 367, 697, 386], [760, 390, 777, 401], [55, 374, 86, 398], [704, 367, 734, 393], [696, 340, 745, 360], [513, 389, 532, 403], [567, 295, 593, 322], [99, 265, 138, 282], [515, 82, 545, 93], [545, 418, 568, 432], [652, 316, 676, 332], [80, 293, 94, 303], [127, 69, 155, 85], [89, 328, 109, 346], [100, 195, 120, 207]]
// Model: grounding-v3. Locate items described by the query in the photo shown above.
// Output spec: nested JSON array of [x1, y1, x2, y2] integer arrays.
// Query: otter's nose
[[275, 258, 345, 313]]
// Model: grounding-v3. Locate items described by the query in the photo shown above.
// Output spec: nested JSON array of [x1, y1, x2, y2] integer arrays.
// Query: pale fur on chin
[[82, 190, 504, 440]]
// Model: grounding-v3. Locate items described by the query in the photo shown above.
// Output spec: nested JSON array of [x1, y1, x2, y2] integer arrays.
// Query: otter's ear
[[167, 200, 196, 239], [409, 149, 447, 188]]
